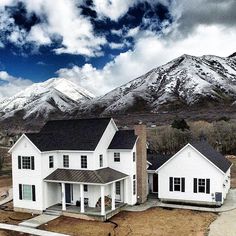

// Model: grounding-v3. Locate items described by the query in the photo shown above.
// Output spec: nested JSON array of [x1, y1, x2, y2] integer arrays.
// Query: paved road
[[208, 209, 236, 236], [0, 223, 69, 236]]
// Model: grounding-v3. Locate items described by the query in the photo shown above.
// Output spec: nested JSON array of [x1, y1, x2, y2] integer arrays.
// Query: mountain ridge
[[78, 53, 236, 115]]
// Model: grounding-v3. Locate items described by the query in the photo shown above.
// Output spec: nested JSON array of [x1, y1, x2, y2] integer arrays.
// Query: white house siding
[[94, 120, 117, 169], [222, 168, 230, 199], [12, 136, 44, 212], [158, 145, 227, 205], [43, 182, 60, 209], [108, 144, 137, 205]]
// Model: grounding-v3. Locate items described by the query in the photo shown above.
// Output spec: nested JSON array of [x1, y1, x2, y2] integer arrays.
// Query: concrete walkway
[[0, 223, 69, 236], [19, 214, 59, 228], [0, 188, 13, 206], [125, 189, 236, 213], [208, 209, 236, 236]]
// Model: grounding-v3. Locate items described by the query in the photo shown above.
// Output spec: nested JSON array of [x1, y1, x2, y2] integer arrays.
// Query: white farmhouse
[[154, 141, 232, 206], [10, 118, 147, 220]]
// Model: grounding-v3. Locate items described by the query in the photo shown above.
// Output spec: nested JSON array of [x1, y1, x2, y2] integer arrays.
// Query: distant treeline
[[148, 118, 236, 155]]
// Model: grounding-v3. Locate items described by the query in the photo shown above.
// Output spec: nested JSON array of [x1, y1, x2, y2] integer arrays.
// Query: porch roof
[[44, 167, 128, 184]]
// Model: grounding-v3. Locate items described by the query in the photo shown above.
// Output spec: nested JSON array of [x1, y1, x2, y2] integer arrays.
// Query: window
[[169, 177, 185, 192], [84, 185, 88, 192], [22, 185, 32, 200], [20, 156, 34, 170], [49, 156, 54, 168], [194, 178, 210, 194], [99, 154, 103, 167], [81, 156, 87, 168], [115, 182, 120, 195], [174, 178, 181, 191], [198, 179, 205, 193], [19, 184, 36, 201], [133, 175, 136, 195], [133, 152, 136, 162], [114, 153, 120, 162], [63, 155, 69, 168]]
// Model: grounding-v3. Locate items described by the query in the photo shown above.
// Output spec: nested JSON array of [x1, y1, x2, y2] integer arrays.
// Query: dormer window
[[81, 156, 87, 168], [63, 155, 69, 168], [114, 153, 120, 162]]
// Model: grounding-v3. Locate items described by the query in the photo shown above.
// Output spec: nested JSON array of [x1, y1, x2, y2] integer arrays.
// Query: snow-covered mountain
[[0, 78, 94, 120], [84, 53, 236, 114]]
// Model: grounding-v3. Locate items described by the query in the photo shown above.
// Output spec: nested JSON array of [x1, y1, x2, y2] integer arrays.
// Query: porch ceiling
[[44, 167, 128, 184]]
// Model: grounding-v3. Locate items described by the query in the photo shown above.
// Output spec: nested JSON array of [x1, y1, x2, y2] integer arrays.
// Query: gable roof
[[25, 118, 112, 151], [190, 141, 232, 173], [147, 153, 172, 171], [44, 167, 128, 184], [108, 130, 137, 149], [157, 141, 232, 174]]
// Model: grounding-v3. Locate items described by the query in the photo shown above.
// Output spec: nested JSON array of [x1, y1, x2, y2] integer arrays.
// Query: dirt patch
[[40, 215, 114, 236], [0, 229, 29, 236], [228, 158, 236, 188], [0, 176, 11, 189], [0, 203, 35, 225], [40, 208, 217, 236]]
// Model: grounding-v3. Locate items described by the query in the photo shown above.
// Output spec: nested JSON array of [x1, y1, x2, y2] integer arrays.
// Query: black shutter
[[193, 178, 197, 193], [31, 156, 35, 170], [19, 184, 22, 200], [18, 156, 21, 169], [206, 179, 210, 194], [32, 185, 36, 201], [169, 177, 173, 191], [181, 178, 185, 192]]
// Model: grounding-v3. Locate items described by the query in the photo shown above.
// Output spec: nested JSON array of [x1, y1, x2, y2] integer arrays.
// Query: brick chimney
[[134, 124, 147, 204]]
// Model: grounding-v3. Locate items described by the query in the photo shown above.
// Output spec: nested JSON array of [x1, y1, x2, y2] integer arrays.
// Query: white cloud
[[92, 0, 136, 21], [56, 25, 236, 96], [27, 24, 51, 45], [0, 71, 33, 98], [0, 0, 107, 57]]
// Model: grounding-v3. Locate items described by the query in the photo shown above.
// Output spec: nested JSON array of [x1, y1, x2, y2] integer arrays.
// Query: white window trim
[[63, 155, 69, 168], [81, 155, 87, 169], [114, 152, 120, 162], [22, 156, 31, 169], [22, 184, 32, 200]]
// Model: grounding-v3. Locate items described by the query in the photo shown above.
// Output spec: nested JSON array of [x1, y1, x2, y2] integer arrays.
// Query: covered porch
[[44, 167, 129, 216]]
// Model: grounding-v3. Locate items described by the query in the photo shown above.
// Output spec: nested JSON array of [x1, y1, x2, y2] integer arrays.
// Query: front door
[[153, 174, 158, 193], [115, 181, 121, 201], [65, 184, 72, 204]]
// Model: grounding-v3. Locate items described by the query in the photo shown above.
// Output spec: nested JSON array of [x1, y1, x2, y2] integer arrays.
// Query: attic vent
[[24, 143, 27, 148], [188, 152, 191, 158]]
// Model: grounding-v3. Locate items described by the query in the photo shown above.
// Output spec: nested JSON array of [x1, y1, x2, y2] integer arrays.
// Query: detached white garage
[[156, 141, 232, 206]]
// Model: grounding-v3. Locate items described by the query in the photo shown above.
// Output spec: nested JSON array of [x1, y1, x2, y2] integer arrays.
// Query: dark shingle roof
[[190, 141, 232, 173], [108, 130, 137, 149], [25, 118, 111, 151], [44, 167, 128, 184], [147, 153, 172, 170]]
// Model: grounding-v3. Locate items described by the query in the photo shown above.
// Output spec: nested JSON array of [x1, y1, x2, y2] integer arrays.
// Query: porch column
[[61, 183, 66, 211], [101, 185, 105, 215], [124, 178, 128, 204], [80, 184, 84, 213], [111, 182, 115, 210]]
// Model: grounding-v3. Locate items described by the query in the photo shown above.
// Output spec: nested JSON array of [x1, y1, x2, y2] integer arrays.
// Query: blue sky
[[0, 0, 236, 98]]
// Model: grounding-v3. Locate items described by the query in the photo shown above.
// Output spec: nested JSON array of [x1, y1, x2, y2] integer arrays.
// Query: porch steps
[[44, 209, 62, 216]]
